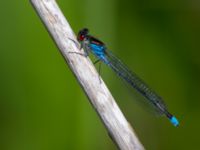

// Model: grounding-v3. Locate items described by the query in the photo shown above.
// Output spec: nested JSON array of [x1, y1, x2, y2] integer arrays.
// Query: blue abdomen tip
[[170, 116, 179, 127]]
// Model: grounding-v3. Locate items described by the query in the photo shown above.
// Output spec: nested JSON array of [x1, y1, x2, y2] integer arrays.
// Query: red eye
[[78, 35, 84, 41]]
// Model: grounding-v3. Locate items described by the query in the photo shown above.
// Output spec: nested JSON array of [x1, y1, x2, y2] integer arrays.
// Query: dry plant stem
[[30, 0, 145, 150]]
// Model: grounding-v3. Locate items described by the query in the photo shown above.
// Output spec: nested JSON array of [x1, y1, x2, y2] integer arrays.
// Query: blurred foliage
[[0, 0, 200, 149]]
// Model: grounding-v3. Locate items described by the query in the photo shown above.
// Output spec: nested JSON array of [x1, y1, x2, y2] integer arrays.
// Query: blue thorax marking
[[90, 43, 109, 64], [90, 43, 105, 55]]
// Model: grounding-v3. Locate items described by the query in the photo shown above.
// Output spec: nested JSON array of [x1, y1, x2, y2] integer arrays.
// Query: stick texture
[[30, 0, 144, 149]]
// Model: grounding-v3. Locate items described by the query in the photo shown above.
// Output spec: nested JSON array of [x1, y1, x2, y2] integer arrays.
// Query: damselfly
[[76, 28, 179, 127]]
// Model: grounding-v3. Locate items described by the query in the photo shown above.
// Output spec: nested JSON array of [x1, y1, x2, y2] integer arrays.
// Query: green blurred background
[[0, 0, 199, 149]]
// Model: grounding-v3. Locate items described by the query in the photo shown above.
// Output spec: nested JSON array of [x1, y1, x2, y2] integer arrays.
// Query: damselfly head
[[77, 28, 89, 42]]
